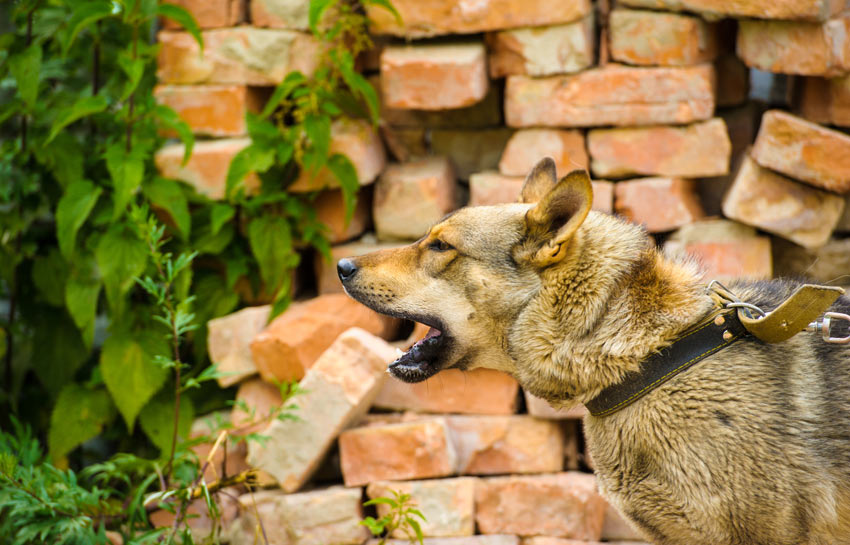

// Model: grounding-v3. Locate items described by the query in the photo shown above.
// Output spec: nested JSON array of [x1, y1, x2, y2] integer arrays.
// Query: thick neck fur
[[510, 212, 715, 407]]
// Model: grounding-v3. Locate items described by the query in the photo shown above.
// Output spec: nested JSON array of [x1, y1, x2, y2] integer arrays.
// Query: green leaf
[[407, 517, 424, 545], [8, 43, 41, 109], [139, 389, 194, 456], [225, 144, 274, 200], [155, 104, 194, 164], [303, 114, 331, 172], [95, 223, 148, 313], [46, 94, 108, 144], [32, 310, 89, 397], [56, 180, 102, 259], [100, 330, 170, 432], [268, 273, 293, 321], [32, 249, 69, 307], [118, 53, 145, 103], [62, 0, 115, 56], [48, 384, 115, 462], [339, 57, 380, 124], [326, 153, 359, 225], [143, 178, 191, 239], [210, 203, 235, 235], [65, 267, 101, 348], [105, 143, 144, 220], [157, 3, 203, 50], [248, 215, 294, 296], [261, 71, 307, 118], [39, 132, 84, 189], [193, 222, 234, 255], [308, 0, 335, 35]]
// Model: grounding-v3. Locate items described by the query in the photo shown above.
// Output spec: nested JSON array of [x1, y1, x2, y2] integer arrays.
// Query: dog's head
[[339, 158, 593, 383]]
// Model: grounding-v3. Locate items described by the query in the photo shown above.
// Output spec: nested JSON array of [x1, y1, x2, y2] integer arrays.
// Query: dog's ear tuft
[[521, 169, 593, 266], [519, 157, 557, 204]]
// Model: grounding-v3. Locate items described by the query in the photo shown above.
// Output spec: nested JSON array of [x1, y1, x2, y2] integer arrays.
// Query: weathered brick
[[610, 9, 718, 66], [289, 118, 387, 192], [374, 368, 519, 415], [314, 187, 372, 245], [161, 0, 244, 29], [614, 178, 705, 232], [751, 110, 850, 193], [381, 43, 489, 110], [339, 418, 457, 486], [486, 17, 594, 78], [155, 138, 258, 200], [773, 237, 850, 286], [248, 329, 395, 491], [499, 129, 588, 177], [796, 75, 850, 127], [367, 478, 477, 537], [722, 155, 845, 248], [230, 378, 283, 434], [372, 537, 520, 545], [475, 473, 606, 539], [380, 82, 503, 129], [588, 119, 731, 178], [374, 157, 457, 241], [315, 236, 406, 295], [602, 501, 646, 541], [716, 53, 750, 107], [250, 294, 399, 383], [618, 0, 844, 21], [157, 28, 320, 85], [230, 486, 369, 545], [251, 0, 309, 29], [448, 416, 564, 475], [366, 0, 591, 38], [590, 181, 615, 214], [154, 84, 264, 137], [468, 173, 613, 213], [207, 305, 271, 387], [382, 126, 428, 162], [431, 128, 513, 179], [524, 392, 588, 419], [505, 64, 715, 128], [737, 16, 850, 76]]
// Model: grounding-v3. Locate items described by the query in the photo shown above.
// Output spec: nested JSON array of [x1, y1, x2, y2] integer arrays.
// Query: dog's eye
[[429, 239, 454, 252]]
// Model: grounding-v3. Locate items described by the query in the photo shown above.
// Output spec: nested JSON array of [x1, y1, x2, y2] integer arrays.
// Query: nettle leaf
[[39, 132, 84, 189], [303, 114, 331, 172], [62, 0, 115, 56], [100, 330, 170, 432], [32, 310, 88, 397], [155, 104, 194, 164], [56, 179, 102, 259], [65, 261, 101, 348], [225, 144, 274, 200], [308, 0, 335, 35], [327, 153, 359, 225], [210, 203, 235, 235], [157, 3, 203, 50], [248, 215, 294, 296], [117, 53, 145, 103], [47, 94, 108, 145], [105, 143, 144, 221], [261, 71, 307, 118], [139, 389, 194, 456], [8, 42, 42, 109], [95, 223, 147, 313], [143, 177, 190, 239], [32, 249, 69, 307], [48, 384, 115, 462]]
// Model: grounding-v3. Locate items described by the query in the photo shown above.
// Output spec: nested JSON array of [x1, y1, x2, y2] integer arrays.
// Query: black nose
[[337, 258, 358, 282]]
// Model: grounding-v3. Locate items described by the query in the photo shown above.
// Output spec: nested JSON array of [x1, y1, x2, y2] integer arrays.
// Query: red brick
[[448, 416, 564, 475], [737, 16, 850, 76], [601, 501, 646, 541], [486, 17, 594, 78], [248, 329, 396, 491], [588, 119, 731, 178], [230, 378, 283, 434], [610, 9, 718, 66], [154, 84, 263, 137], [155, 138, 259, 200], [431, 128, 514, 179], [796, 75, 850, 127], [752, 110, 850, 193], [469, 172, 613, 213], [614, 178, 705, 232], [618, 0, 844, 21], [366, 0, 591, 38], [722, 155, 846, 248], [157, 28, 320, 85], [381, 43, 489, 110], [475, 473, 606, 539], [499, 129, 588, 177], [380, 83, 503, 129], [715, 53, 750, 108], [590, 181, 615, 214], [207, 305, 271, 387], [250, 294, 399, 383], [374, 157, 458, 241], [315, 236, 406, 295], [161, 0, 244, 29], [314, 187, 372, 245], [664, 220, 773, 281], [524, 392, 588, 419], [339, 418, 457, 486], [505, 64, 715, 128], [367, 478, 477, 537], [374, 368, 519, 415], [251, 0, 309, 29], [289, 118, 387, 192]]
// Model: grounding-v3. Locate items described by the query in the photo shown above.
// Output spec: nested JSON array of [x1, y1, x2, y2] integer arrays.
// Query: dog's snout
[[337, 258, 358, 282]]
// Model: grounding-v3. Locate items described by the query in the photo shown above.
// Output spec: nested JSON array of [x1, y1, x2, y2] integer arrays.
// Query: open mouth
[[389, 325, 449, 383]]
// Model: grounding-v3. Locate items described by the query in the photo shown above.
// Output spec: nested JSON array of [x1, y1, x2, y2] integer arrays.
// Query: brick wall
[[156, 0, 850, 542]]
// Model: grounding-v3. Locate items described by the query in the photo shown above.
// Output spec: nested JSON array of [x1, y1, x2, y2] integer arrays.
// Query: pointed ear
[[521, 169, 593, 266], [518, 157, 557, 203]]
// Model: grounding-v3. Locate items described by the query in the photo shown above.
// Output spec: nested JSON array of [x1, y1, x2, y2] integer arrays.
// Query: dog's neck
[[511, 213, 715, 408]]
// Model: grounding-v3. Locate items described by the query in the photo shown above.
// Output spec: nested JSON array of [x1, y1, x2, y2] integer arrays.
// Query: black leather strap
[[585, 309, 748, 417]]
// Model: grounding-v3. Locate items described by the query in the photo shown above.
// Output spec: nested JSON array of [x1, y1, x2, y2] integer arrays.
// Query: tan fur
[[341, 160, 850, 545]]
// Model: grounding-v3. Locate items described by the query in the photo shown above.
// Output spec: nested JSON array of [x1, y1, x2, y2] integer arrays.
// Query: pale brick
[[374, 368, 519, 415], [448, 415, 564, 475], [161, 0, 243, 29], [366, 0, 591, 38], [588, 119, 731, 178], [752, 110, 850, 193], [618, 0, 844, 21], [381, 44, 489, 110], [157, 28, 320, 85], [251, 0, 309, 29], [737, 16, 850, 76], [154, 84, 263, 137], [372, 537, 520, 545], [340, 418, 458, 486], [499, 129, 588, 177], [248, 329, 395, 491], [487, 17, 594, 78], [230, 378, 283, 434], [505, 64, 715, 128], [314, 187, 371, 245], [289, 118, 387, 192], [367, 478, 477, 537], [250, 294, 399, 383], [469, 173, 613, 213], [207, 305, 271, 387], [797, 75, 850, 127], [380, 84, 503, 129], [610, 9, 718, 66], [602, 501, 646, 541], [614, 178, 705, 232], [524, 392, 588, 419], [475, 473, 606, 539], [374, 157, 457, 241], [431, 128, 513, 179], [722, 155, 845, 248], [772, 237, 850, 286], [590, 181, 615, 214], [716, 53, 750, 107], [230, 486, 368, 545], [315, 236, 406, 295], [155, 138, 258, 200]]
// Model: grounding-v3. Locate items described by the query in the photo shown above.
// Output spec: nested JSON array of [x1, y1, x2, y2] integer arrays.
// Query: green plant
[[361, 490, 427, 545]]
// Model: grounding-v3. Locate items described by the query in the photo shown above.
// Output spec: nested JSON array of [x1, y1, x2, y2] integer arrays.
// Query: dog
[[338, 158, 850, 545]]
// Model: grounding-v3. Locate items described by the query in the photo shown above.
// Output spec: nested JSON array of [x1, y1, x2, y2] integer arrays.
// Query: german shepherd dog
[[338, 158, 850, 545]]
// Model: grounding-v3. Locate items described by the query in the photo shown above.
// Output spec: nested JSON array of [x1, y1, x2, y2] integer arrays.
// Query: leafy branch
[[362, 490, 426, 545]]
